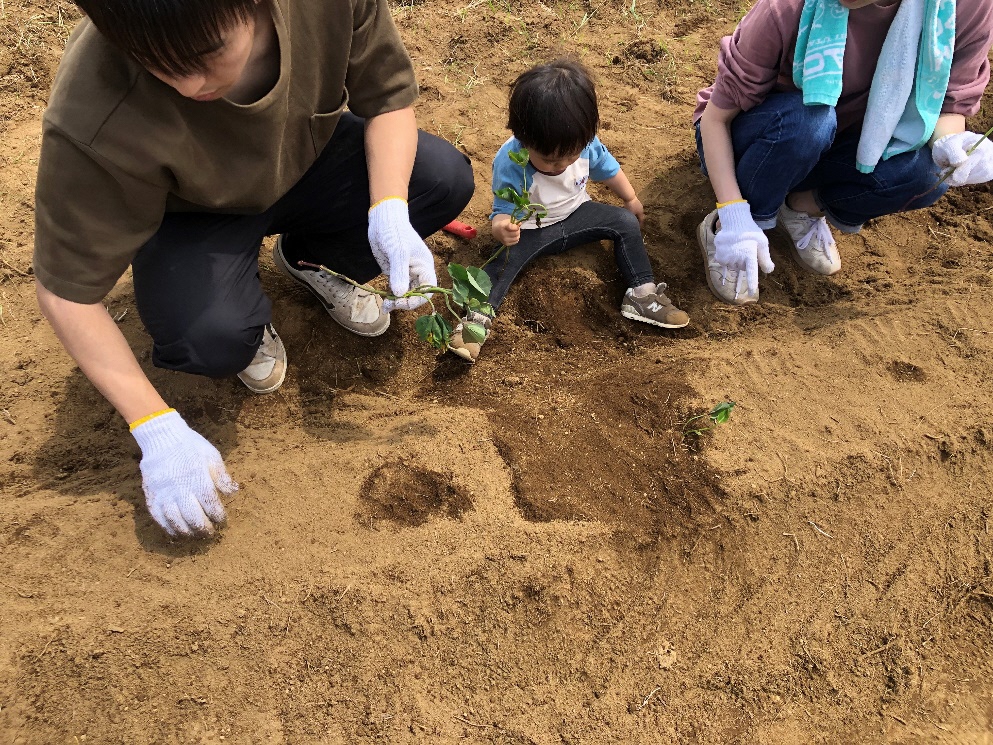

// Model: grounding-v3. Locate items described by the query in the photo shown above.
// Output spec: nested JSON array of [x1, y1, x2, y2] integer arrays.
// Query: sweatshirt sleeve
[[586, 137, 620, 181], [709, 0, 799, 112], [345, 0, 419, 117], [33, 123, 167, 304], [942, 0, 993, 117]]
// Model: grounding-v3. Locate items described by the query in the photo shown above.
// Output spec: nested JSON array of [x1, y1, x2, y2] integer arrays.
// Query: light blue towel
[[792, 0, 956, 174]]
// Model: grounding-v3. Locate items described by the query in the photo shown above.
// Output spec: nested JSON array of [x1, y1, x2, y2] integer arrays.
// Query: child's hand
[[492, 217, 521, 246], [624, 197, 645, 226]]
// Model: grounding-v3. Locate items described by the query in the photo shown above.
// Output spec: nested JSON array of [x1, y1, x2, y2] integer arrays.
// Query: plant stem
[[933, 124, 993, 188], [900, 124, 993, 212], [480, 243, 507, 269], [442, 292, 461, 318], [297, 261, 448, 301]]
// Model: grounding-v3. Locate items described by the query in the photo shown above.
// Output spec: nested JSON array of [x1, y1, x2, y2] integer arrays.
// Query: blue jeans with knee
[[694, 92, 949, 232]]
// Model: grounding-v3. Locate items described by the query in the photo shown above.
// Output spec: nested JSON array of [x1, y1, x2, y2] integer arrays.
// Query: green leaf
[[413, 313, 451, 350], [447, 263, 471, 306], [494, 186, 520, 203], [709, 401, 735, 425], [415, 313, 438, 345], [436, 314, 454, 349], [465, 266, 492, 297], [462, 322, 487, 344], [508, 148, 530, 166]]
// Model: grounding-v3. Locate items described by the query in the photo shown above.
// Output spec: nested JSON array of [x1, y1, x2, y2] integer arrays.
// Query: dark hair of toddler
[[507, 58, 599, 158]]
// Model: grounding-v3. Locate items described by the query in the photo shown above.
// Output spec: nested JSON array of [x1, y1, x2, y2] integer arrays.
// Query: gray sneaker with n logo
[[620, 285, 690, 329]]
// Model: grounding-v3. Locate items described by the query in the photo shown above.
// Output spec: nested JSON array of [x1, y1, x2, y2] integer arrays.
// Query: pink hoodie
[[694, 0, 993, 132]]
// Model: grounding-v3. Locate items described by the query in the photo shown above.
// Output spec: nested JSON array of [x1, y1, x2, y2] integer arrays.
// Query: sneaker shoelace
[[257, 325, 280, 360], [796, 217, 834, 255], [310, 271, 356, 307]]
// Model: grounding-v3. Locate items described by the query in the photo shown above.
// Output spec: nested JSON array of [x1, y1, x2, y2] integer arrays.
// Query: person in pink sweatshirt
[[694, 0, 993, 305]]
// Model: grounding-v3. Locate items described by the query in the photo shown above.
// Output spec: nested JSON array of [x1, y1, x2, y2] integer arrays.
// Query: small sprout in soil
[[299, 148, 547, 356], [683, 401, 736, 436]]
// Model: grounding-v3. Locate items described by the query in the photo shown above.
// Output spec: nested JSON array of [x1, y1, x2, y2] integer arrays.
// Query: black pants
[[484, 200, 655, 309], [132, 113, 474, 377]]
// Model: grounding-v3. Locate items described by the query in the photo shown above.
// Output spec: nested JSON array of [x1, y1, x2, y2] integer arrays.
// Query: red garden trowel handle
[[442, 220, 477, 240]]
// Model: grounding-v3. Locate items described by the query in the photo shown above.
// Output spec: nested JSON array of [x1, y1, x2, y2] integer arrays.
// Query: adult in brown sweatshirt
[[33, 0, 474, 537]]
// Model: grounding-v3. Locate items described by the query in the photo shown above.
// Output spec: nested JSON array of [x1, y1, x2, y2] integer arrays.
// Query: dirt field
[[2, 0, 993, 742]]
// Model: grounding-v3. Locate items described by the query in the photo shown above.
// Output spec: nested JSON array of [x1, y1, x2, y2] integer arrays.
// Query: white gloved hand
[[714, 201, 775, 295], [367, 197, 438, 312], [131, 410, 236, 537], [932, 132, 993, 187]]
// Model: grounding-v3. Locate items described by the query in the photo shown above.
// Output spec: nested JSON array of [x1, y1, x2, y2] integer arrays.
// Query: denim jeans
[[695, 91, 949, 232], [484, 200, 655, 310], [132, 113, 474, 377]]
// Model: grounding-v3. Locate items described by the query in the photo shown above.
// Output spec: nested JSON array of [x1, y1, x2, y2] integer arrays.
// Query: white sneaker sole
[[237, 336, 287, 395], [238, 366, 286, 394], [620, 309, 689, 329]]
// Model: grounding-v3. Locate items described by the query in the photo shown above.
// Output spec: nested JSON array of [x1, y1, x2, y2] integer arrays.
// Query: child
[[695, 0, 993, 305], [448, 59, 689, 362]]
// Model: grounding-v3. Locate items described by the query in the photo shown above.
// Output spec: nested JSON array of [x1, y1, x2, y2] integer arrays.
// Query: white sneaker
[[696, 209, 759, 305], [237, 324, 286, 394], [777, 202, 842, 275], [273, 236, 390, 337]]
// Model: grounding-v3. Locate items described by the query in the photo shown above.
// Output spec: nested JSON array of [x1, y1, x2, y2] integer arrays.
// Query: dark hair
[[74, 0, 263, 76], [507, 59, 599, 157]]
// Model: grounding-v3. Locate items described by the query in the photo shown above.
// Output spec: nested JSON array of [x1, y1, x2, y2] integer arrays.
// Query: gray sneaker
[[697, 209, 759, 305], [447, 309, 493, 363], [777, 203, 841, 275], [238, 324, 286, 394], [620, 285, 689, 328], [273, 236, 390, 337]]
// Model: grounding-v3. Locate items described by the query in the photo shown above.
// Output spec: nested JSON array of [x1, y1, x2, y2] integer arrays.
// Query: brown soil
[[2, 1, 993, 742]]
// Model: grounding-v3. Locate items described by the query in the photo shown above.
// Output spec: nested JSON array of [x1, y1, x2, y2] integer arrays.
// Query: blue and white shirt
[[490, 136, 620, 229]]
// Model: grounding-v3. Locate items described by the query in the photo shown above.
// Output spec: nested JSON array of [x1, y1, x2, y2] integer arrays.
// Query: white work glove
[[714, 201, 775, 296], [131, 410, 235, 537], [367, 197, 438, 312], [932, 132, 993, 187]]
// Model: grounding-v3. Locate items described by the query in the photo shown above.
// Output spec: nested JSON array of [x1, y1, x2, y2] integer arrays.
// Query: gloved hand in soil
[[714, 200, 775, 295], [932, 132, 993, 187], [131, 410, 235, 537], [367, 197, 438, 313]]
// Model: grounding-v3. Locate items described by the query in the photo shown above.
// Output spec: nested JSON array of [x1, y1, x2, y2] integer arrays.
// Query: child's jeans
[[484, 200, 655, 310], [694, 91, 949, 232]]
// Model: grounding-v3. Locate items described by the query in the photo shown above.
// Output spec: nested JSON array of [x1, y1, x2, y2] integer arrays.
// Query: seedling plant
[[299, 148, 547, 354], [683, 401, 736, 437]]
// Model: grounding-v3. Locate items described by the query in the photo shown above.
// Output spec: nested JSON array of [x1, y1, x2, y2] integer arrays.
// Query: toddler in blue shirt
[[449, 59, 689, 362]]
